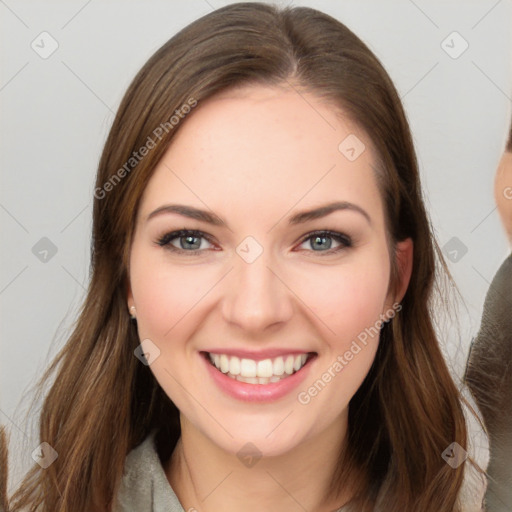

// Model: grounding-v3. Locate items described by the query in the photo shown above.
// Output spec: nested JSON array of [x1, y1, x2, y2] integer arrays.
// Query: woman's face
[[128, 84, 412, 457], [494, 150, 512, 244]]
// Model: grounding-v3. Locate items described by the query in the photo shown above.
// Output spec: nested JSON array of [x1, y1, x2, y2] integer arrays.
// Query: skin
[[494, 150, 512, 244], [127, 84, 413, 512]]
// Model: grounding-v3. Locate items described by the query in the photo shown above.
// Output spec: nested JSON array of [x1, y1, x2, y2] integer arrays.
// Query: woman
[[1, 3, 486, 511]]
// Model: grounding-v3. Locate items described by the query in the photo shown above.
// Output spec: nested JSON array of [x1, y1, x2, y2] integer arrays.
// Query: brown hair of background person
[[1, 3, 481, 511]]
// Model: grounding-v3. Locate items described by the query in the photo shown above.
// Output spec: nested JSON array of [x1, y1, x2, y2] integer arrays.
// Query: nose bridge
[[222, 235, 293, 331]]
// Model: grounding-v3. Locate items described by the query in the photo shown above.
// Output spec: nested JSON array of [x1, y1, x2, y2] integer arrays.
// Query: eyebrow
[[146, 201, 372, 227]]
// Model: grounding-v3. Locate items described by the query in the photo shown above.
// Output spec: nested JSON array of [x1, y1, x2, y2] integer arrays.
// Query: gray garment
[[113, 430, 185, 512], [113, 426, 485, 511], [113, 429, 349, 511], [466, 252, 512, 512]]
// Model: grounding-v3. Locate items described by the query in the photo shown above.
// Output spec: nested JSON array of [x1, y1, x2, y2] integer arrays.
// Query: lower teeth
[[227, 373, 288, 384]]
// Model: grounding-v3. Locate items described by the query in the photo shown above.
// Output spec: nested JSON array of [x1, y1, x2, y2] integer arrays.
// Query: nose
[[221, 243, 294, 334]]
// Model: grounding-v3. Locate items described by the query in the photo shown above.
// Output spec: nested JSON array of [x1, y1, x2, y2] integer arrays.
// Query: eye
[[296, 230, 352, 255], [155, 229, 352, 256], [156, 229, 215, 253]]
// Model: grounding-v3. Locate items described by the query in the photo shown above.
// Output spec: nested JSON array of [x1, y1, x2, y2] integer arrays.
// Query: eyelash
[[155, 229, 352, 256]]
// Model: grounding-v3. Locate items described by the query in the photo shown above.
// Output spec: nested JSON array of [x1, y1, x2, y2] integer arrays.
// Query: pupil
[[183, 235, 199, 250], [313, 235, 331, 250]]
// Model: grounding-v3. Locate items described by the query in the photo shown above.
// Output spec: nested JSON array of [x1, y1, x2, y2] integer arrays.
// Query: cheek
[[129, 247, 207, 340], [298, 254, 390, 340], [295, 262, 387, 414]]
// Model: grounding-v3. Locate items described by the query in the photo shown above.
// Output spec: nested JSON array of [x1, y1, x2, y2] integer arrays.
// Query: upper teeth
[[209, 353, 308, 378]]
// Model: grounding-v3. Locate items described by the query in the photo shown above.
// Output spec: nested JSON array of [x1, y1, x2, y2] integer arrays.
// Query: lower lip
[[201, 352, 316, 403]]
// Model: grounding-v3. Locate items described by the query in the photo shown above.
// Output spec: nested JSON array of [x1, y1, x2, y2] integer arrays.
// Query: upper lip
[[201, 349, 317, 361]]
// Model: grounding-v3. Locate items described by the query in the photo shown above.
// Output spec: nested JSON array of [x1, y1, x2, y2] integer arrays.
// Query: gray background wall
[[1, 0, 511, 494]]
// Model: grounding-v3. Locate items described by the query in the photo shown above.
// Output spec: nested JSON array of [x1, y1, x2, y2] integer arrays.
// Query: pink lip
[[200, 352, 317, 403], [204, 348, 315, 361]]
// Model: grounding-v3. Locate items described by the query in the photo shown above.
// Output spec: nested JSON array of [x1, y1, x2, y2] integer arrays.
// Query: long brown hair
[[2, 3, 474, 510]]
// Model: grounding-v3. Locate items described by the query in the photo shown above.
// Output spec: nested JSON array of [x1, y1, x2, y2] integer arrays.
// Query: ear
[[391, 237, 413, 304]]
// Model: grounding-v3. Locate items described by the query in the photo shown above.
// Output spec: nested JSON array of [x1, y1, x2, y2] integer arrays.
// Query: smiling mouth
[[201, 351, 317, 385]]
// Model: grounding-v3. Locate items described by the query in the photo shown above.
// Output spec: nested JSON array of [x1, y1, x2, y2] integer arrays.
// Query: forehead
[[138, 85, 384, 230]]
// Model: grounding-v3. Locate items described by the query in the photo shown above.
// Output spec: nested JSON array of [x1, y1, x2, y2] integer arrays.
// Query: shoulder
[[113, 429, 185, 512], [480, 251, 512, 320]]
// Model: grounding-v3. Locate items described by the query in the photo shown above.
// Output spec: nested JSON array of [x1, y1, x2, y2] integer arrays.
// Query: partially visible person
[[495, 125, 512, 243], [466, 116, 512, 512]]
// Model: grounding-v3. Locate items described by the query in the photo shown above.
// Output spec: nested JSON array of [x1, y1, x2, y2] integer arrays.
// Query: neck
[[165, 411, 352, 512]]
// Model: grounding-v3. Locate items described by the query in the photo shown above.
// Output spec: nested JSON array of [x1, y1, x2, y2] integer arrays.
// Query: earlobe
[[394, 237, 414, 304]]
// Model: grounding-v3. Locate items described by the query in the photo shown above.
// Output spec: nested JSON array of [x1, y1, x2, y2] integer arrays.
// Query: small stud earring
[[129, 305, 136, 320]]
